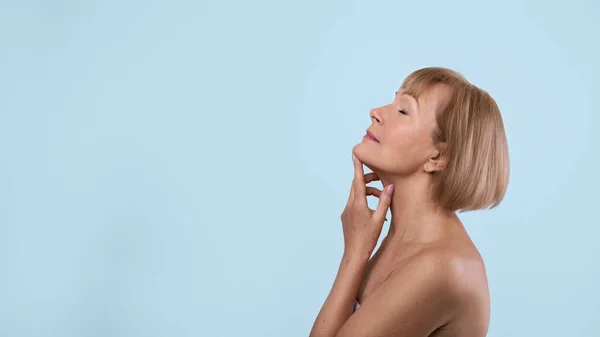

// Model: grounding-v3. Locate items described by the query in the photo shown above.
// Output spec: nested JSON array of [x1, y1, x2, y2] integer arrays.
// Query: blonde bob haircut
[[400, 67, 510, 212]]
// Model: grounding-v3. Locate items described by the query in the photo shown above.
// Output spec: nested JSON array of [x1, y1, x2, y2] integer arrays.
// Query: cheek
[[387, 126, 420, 152], [385, 127, 432, 162]]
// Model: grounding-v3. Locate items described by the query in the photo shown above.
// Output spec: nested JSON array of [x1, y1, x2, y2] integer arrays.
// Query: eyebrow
[[395, 90, 420, 109]]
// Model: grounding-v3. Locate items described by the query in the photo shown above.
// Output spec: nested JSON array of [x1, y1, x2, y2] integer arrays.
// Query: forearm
[[309, 250, 370, 337]]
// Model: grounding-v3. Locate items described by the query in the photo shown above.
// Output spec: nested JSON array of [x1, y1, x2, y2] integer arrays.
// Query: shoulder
[[336, 245, 488, 336], [389, 245, 487, 306]]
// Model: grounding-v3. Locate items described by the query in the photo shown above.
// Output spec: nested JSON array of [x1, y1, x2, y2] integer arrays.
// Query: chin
[[352, 143, 380, 171]]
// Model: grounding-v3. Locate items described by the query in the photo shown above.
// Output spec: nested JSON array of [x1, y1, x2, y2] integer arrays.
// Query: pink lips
[[364, 130, 379, 142]]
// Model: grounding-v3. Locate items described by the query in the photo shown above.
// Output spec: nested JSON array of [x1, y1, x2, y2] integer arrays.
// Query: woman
[[309, 67, 509, 337]]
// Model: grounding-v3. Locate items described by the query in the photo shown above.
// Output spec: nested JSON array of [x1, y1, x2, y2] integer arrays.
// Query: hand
[[341, 154, 394, 258]]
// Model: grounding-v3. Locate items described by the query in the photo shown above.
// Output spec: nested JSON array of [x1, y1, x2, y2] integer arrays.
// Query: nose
[[370, 108, 382, 124]]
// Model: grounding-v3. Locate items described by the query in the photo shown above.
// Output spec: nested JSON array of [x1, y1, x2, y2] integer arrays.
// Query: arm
[[308, 249, 370, 337], [308, 153, 396, 337]]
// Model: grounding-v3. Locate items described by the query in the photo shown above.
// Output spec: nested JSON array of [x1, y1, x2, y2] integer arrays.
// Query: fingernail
[[386, 184, 394, 195], [352, 154, 356, 162]]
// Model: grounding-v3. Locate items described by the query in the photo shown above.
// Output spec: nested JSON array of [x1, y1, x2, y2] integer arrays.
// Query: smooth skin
[[309, 85, 490, 337]]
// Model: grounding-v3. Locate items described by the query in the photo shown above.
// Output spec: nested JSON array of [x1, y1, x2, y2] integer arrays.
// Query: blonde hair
[[401, 67, 510, 212]]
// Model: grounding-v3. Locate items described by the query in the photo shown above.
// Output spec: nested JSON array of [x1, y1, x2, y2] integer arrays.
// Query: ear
[[424, 142, 448, 173]]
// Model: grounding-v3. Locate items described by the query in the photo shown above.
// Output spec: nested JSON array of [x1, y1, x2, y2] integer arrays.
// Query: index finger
[[352, 154, 366, 198]]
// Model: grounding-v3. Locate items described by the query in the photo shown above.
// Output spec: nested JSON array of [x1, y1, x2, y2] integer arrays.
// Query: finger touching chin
[[353, 143, 376, 166]]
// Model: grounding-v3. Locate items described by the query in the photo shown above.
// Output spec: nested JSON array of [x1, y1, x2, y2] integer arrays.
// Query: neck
[[378, 172, 459, 246]]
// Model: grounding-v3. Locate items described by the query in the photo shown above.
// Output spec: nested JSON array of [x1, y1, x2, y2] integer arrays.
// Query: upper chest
[[357, 244, 420, 303]]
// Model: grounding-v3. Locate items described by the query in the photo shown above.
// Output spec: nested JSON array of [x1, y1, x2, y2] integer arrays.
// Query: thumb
[[373, 184, 393, 223]]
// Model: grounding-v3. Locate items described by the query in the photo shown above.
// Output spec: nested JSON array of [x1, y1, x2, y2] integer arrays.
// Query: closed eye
[[394, 92, 409, 115]]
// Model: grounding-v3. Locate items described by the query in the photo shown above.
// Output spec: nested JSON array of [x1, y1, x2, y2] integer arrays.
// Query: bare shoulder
[[336, 242, 489, 337], [393, 243, 486, 283], [389, 245, 487, 295], [420, 243, 491, 334], [389, 244, 490, 333]]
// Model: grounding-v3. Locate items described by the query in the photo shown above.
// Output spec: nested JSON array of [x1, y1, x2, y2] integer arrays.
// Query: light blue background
[[1, 0, 598, 336]]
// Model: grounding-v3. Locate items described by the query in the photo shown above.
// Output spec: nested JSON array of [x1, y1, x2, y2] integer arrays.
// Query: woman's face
[[353, 84, 450, 176]]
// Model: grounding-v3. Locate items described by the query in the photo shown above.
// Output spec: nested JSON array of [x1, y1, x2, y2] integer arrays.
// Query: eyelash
[[394, 93, 408, 115]]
